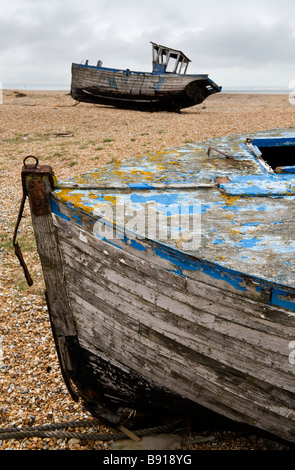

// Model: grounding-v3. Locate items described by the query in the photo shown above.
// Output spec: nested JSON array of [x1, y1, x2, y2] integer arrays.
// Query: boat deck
[[53, 128, 295, 294]]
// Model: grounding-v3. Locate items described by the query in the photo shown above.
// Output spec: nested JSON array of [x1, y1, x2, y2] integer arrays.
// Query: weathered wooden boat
[[70, 42, 221, 111], [14, 127, 295, 443]]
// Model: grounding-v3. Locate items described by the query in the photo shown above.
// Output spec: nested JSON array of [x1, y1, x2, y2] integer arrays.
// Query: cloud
[[0, 0, 295, 86]]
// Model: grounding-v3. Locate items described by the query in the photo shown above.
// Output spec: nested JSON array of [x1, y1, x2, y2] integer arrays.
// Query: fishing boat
[[70, 42, 221, 111], [14, 128, 295, 443]]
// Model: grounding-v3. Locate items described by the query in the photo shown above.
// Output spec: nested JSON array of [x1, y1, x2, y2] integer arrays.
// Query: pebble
[[0, 90, 294, 450]]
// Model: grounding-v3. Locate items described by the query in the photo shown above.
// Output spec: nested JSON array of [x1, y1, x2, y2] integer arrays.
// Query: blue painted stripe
[[152, 244, 249, 292], [277, 166, 295, 173], [252, 137, 295, 147], [50, 199, 71, 221], [128, 183, 155, 189], [271, 289, 295, 312], [219, 174, 295, 196]]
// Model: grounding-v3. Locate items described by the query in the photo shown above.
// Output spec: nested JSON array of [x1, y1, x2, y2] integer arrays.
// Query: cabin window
[[250, 137, 295, 173], [165, 53, 175, 73], [151, 42, 190, 75], [163, 54, 189, 74]]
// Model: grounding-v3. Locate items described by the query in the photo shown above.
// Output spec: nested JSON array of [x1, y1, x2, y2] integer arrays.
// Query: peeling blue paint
[[130, 193, 180, 205], [252, 137, 295, 147], [93, 232, 123, 250], [213, 238, 224, 244], [152, 245, 249, 292], [128, 183, 155, 189], [73, 214, 82, 225], [154, 76, 165, 91], [271, 289, 295, 312], [220, 174, 295, 197], [237, 238, 263, 248], [242, 222, 261, 227], [50, 199, 71, 221], [108, 77, 117, 90], [277, 166, 295, 173], [53, 127, 295, 307], [222, 204, 239, 211], [129, 239, 146, 252], [201, 204, 212, 213]]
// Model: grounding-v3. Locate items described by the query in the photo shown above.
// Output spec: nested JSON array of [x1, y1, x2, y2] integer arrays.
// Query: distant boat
[[15, 128, 295, 443], [70, 42, 221, 111]]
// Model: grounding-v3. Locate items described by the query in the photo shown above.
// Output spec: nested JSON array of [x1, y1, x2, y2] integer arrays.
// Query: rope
[[0, 419, 179, 442], [0, 418, 100, 434]]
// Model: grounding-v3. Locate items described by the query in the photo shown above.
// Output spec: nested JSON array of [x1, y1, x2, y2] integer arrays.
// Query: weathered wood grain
[[51, 201, 295, 319], [25, 176, 76, 337], [49, 210, 295, 441], [24, 128, 295, 443], [23, 172, 79, 402], [55, 220, 293, 377]]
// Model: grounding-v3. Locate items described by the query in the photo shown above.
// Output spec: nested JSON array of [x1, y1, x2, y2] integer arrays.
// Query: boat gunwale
[[71, 62, 211, 79]]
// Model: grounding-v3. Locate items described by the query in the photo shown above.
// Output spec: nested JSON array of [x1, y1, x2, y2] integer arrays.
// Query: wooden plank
[[25, 176, 76, 337], [67, 286, 295, 440], [56, 226, 294, 384], [62, 256, 294, 390], [90, 239, 293, 334], [57, 229, 294, 357], [72, 65, 197, 97], [52, 208, 277, 306], [51, 213, 295, 440], [53, 207, 295, 327], [24, 171, 78, 399]]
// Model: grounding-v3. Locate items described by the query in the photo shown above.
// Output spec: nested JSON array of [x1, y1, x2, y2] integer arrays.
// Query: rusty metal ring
[[23, 155, 39, 168]]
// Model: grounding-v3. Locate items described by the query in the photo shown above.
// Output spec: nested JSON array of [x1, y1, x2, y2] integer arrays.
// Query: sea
[[222, 86, 290, 94], [1, 83, 291, 94]]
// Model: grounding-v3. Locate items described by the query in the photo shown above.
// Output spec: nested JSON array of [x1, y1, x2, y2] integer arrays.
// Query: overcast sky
[[1, 0, 295, 89]]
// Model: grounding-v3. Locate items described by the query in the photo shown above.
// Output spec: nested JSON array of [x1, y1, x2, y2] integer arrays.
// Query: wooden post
[[18, 157, 125, 424], [21, 157, 79, 401]]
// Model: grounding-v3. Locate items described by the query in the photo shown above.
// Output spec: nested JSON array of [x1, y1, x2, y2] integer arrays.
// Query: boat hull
[[18, 129, 295, 443], [70, 63, 221, 111], [45, 198, 295, 442]]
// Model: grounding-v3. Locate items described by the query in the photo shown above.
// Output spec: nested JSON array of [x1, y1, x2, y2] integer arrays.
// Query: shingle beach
[[0, 89, 294, 450]]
